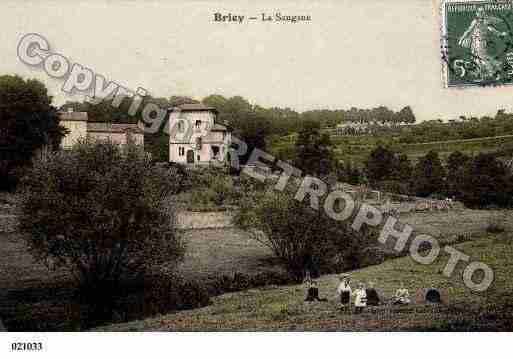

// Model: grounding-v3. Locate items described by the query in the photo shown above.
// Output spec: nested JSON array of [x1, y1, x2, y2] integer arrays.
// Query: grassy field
[[1, 190, 512, 331], [96, 234, 513, 331], [270, 133, 513, 164]]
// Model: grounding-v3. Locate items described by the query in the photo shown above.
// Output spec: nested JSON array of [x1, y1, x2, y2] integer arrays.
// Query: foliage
[[412, 150, 446, 197], [365, 146, 396, 184], [184, 167, 238, 209], [234, 187, 371, 281], [445, 151, 470, 198], [365, 146, 411, 189], [18, 140, 185, 303], [336, 161, 364, 185], [460, 153, 513, 208], [294, 121, 335, 177], [0, 75, 66, 189]]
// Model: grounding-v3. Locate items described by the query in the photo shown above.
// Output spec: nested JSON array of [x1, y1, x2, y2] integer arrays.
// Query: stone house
[[59, 110, 144, 149], [168, 103, 231, 165]]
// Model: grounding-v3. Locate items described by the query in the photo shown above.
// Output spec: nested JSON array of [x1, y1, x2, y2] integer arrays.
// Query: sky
[[1, 0, 513, 122]]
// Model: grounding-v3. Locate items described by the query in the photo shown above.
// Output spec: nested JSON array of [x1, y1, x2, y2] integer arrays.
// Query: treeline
[[397, 110, 513, 144], [60, 95, 416, 161], [363, 146, 513, 208], [287, 122, 512, 209]]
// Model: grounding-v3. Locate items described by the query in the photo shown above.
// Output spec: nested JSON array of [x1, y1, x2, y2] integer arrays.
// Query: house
[[168, 103, 232, 165], [59, 110, 144, 149]]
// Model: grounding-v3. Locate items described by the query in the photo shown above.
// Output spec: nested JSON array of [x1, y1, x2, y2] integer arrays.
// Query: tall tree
[[398, 106, 416, 124], [0, 75, 65, 189], [365, 145, 397, 185], [413, 150, 446, 197], [294, 121, 335, 177], [461, 153, 513, 208], [446, 151, 470, 198]]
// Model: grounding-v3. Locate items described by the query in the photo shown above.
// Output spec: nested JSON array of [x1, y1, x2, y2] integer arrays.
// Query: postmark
[[441, 0, 513, 87]]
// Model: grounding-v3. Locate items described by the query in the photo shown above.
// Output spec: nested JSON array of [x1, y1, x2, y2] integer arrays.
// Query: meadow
[[96, 234, 513, 331], [2, 185, 512, 331]]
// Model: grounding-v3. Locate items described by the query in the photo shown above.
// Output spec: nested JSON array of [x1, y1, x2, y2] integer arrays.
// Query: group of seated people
[[304, 273, 441, 311]]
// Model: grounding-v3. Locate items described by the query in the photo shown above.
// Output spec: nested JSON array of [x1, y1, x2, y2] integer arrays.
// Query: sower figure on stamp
[[336, 275, 352, 311], [458, 7, 508, 81]]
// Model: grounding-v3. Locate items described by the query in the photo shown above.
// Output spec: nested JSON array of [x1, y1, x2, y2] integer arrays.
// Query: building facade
[[59, 110, 144, 149], [168, 103, 231, 166]]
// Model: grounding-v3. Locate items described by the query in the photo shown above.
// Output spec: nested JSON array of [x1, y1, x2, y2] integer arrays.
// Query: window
[[177, 120, 184, 133], [195, 120, 201, 129], [178, 147, 185, 156], [197, 154, 200, 161]]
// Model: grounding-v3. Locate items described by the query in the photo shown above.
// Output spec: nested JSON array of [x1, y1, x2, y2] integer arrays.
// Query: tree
[[398, 106, 416, 124], [394, 153, 412, 182], [0, 75, 65, 189], [446, 151, 470, 198], [413, 150, 446, 197], [19, 140, 185, 304], [234, 186, 368, 281], [294, 121, 335, 177], [460, 153, 513, 208], [365, 145, 397, 185], [234, 111, 272, 165]]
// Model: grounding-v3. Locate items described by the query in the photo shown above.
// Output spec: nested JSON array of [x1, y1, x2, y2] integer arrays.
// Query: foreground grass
[[96, 234, 513, 331]]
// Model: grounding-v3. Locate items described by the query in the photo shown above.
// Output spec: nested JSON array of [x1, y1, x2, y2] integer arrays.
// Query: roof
[[211, 123, 228, 131], [58, 111, 88, 122], [87, 122, 144, 134], [170, 103, 218, 113]]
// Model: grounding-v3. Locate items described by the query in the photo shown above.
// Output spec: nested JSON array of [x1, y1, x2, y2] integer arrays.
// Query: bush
[[358, 246, 386, 267], [185, 168, 238, 209], [234, 188, 373, 281], [209, 271, 292, 295], [18, 140, 185, 313]]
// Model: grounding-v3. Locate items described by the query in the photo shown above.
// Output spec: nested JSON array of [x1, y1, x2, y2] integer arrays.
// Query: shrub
[[185, 167, 238, 209], [18, 140, 185, 313], [234, 188, 372, 281], [209, 271, 291, 295], [358, 246, 386, 267]]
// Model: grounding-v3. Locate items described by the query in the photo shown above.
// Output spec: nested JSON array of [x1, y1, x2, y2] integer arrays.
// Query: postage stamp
[[441, 0, 513, 87]]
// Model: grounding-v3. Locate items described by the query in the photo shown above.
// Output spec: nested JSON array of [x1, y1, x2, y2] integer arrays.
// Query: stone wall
[[176, 211, 234, 230]]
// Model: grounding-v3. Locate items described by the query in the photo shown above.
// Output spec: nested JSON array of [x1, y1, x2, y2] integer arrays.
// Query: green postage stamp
[[441, 0, 513, 87]]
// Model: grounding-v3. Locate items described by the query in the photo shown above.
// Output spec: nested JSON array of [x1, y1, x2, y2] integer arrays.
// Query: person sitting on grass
[[393, 282, 411, 305], [353, 282, 367, 313], [304, 280, 327, 302], [365, 281, 381, 306], [425, 285, 442, 304], [336, 275, 352, 310]]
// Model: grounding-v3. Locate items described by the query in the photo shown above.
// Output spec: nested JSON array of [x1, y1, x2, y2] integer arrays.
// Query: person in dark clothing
[[365, 281, 381, 306], [304, 280, 327, 302], [425, 288, 442, 304]]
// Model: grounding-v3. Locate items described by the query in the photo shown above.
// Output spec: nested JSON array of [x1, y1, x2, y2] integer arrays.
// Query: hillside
[[270, 133, 513, 165], [96, 234, 513, 331]]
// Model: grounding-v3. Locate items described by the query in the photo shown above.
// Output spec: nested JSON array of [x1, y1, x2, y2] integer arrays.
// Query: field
[[269, 133, 513, 164], [96, 234, 513, 331], [1, 193, 512, 331]]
